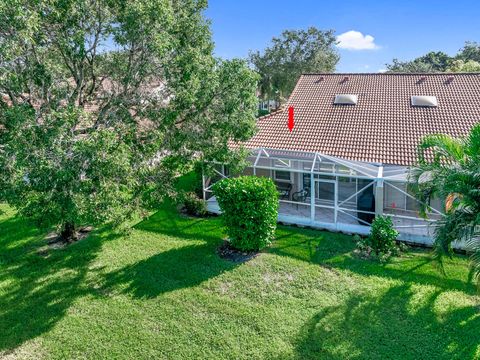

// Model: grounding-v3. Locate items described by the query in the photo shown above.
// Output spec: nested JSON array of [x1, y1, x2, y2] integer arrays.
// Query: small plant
[[212, 176, 279, 251], [355, 216, 402, 261], [178, 192, 207, 217], [258, 109, 270, 117]]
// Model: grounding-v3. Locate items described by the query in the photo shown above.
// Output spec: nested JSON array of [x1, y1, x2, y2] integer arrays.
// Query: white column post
[[334, 176, 338, 228], [202, 171, 206, 201], [375, 166, 384, 217], [310, 172, 315, 223]]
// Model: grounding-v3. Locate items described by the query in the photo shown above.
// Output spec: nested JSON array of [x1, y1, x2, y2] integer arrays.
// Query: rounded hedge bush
[[212, 176, 279, 251]]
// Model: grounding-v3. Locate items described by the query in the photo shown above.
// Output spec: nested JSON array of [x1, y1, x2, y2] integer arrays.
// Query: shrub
[[356, 216, 401, 261], [212, 176, 279, 251], [179, 192, 207, 217], [258, 109, 270, 117], [369, 216, 399, 254]]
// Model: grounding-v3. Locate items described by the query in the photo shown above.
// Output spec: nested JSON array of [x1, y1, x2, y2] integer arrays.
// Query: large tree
[[249, 27, 339, 105], [457, 41, 480, 63], [447, 59, 480, 72], [410, 125, 480, 284], [386, 41, 480, 73], [0, 0, 259, 241], [386, 51, 452, 73]]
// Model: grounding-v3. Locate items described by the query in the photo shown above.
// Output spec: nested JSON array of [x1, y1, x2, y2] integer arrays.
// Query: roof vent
[[411, 95, 438, 107], [416, 76, 427, 84], [334, 94, 358, 105]]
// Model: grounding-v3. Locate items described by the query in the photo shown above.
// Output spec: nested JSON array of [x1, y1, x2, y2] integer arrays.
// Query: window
[[274, 170, 291, 182]]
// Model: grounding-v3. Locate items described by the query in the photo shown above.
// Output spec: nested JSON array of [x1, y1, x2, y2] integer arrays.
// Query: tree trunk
[[60, 222, 77, 243]]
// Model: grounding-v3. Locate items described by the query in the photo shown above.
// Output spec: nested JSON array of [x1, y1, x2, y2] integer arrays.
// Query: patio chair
[[292, 188, 309, 210], [276, 182, 292, 200]]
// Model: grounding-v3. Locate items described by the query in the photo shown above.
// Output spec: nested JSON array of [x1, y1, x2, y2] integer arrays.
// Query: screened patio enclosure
[[203, 148, 445, 246]]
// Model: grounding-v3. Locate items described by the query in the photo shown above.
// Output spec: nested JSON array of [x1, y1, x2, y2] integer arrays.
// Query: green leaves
[[0, 1, 259, 237], [410, 123, 480, 285], [386, 42, 480, 73], [356, 216, 400, 261], [212, 176, 279, 251], [250, 27, 338, 103]]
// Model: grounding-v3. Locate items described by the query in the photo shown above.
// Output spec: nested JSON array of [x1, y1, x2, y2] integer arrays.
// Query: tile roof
[[240, 73, 480, 166]]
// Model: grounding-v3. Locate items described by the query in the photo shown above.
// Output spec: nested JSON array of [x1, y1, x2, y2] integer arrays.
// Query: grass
[[0, 180, 479, 359]]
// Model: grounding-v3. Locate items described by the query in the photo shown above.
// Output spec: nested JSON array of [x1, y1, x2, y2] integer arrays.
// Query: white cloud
[[336, 30, 379, 51]]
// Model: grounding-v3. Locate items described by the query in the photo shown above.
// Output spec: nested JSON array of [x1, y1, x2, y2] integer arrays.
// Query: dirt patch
[[0, 338, 46, 360], [217, 240, 259, 263], [37, 226, 94, 256]]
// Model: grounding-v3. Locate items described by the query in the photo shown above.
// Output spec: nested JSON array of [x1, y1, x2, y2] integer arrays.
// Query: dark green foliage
[[386, 42, 480, 73], [250, 27, 338, 104], [457, 41, 480, 62], [257, 109, 270, 117], [191, 164, 205, 198], [178, 191, 206, 217], [410, 123, 480, 284], [368, 216, 400, 255], [386, 51, 451, 73], [212, 176, 279, 251], [0, 0, 259, 240], [356, 216, 400, 261]]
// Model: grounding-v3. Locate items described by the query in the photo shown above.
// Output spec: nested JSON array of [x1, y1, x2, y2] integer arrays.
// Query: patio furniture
[[292, 188, 310, 209], [276, 182, 292, 200]]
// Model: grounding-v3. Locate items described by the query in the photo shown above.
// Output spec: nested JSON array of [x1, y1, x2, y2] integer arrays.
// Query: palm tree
[[410, 124, 480, 284]]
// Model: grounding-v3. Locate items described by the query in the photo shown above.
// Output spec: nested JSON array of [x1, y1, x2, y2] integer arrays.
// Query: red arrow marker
[[288, 106, 294, 132]]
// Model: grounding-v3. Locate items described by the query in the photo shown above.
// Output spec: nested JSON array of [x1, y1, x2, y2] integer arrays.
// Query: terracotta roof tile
[[240, 73, 480, 166]]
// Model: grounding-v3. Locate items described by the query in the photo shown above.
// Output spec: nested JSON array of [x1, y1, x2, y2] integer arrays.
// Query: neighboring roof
[[240, 73, 480, 166]]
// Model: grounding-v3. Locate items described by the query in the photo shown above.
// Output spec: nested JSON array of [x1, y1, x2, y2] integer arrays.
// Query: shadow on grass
[[101, 242, 237, 299], [0, 202, 229, 351], [0, 213, 114, 353], [134, 203, 224, 244], [294, 283, 480, 359], [270, 226, 476, 294], [100, 205, 236, 299]]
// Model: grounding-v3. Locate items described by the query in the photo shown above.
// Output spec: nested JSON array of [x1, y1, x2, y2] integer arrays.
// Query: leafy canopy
[[0, 0, 259, 239], [249, 27, 339, 105], [410, 124, 480, 284], [447, 59, 480, 72], [386, 42, 480, 73]]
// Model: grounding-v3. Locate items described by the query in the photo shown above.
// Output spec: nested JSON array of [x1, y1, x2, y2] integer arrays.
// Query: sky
[[205, 0, 480, 73]]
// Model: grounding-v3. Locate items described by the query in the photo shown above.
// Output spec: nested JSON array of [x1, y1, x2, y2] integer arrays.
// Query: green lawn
[[1, 195, 479, 359]]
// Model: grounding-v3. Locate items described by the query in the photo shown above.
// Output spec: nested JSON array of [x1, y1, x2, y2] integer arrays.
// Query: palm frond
[[466, 235, 480, 288], [412, 125, 480, 290], [418, 133, 465, 164], [466, 123, 480, 159]]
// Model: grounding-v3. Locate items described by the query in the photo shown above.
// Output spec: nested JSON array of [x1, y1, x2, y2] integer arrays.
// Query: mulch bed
[[37, 226, 94, 256], [217, 240, 259, 263]]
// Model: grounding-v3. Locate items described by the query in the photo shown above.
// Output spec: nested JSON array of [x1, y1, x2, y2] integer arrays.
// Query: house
[[203, 73, 480, 246], [258, 99, 280, 112]]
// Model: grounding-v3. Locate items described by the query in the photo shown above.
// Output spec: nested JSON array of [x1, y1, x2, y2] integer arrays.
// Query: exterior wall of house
[[203, 152, 452, 248]]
